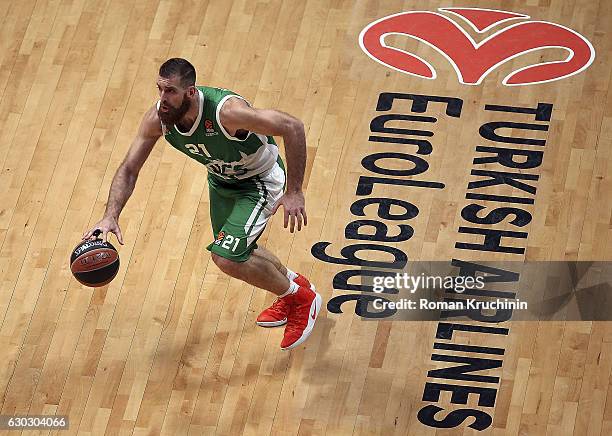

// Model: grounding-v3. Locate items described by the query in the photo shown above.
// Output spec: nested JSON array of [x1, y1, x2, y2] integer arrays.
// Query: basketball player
[[83, 58, 322, 350]]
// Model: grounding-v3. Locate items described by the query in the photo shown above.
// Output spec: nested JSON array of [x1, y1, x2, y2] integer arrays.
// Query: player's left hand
[[272, 191, 307, 232]]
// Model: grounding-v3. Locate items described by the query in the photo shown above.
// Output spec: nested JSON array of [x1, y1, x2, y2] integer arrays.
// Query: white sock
[[286, 269, 298, 281], [278, 280, 299, 298]]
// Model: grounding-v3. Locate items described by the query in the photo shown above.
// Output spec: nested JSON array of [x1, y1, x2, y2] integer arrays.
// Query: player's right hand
[[82, 216, 124, 245]]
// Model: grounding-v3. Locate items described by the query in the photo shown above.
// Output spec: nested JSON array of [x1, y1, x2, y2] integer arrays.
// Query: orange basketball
[[70, 238, 120, 287]]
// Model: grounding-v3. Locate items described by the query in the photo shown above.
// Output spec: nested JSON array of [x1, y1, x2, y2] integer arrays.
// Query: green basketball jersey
[[158, 86, 279, 183]]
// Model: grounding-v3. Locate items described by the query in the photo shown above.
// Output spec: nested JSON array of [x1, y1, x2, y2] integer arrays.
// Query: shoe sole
[[256, 281, 316, 328], [256, 318, 287, 327], [281, 291, 322, 351]]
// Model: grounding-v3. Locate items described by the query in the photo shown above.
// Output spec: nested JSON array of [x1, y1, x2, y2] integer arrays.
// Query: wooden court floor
[[0, 0, 611, 434]]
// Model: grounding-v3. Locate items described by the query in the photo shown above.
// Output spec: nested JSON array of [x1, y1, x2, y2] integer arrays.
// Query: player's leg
[[252, 246, 315, 290], [248, 163, 320, 349], [206, 162, 321, 349], [234, 157, 313, 290], [211, 251, 289, 294], [207, 178, 289, 291], [251, 246, 287, 276], [207, 174, 291, 295]]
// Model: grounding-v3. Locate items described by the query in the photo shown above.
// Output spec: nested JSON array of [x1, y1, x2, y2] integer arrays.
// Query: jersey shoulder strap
[[199, 86, 251, 140]]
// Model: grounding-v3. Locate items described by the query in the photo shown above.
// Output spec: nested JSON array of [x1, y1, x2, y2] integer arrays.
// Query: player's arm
[[82, 105, 162, 243], [220, 97, 306, 194], [219, 98, 308, 232]]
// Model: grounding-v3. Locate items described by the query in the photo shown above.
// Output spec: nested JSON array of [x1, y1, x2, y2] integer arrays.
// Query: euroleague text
[[311, 93, 459, 318]]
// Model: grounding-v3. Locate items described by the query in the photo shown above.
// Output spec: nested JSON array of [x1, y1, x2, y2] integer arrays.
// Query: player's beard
[[158, 94, 191, 126]]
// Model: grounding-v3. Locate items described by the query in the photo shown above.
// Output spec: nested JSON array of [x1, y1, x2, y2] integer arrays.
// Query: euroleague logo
[[359, 7, 595, 86]]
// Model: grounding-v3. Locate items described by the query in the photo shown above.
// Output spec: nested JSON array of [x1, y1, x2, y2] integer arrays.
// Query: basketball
[[70, 236, 120, 287]]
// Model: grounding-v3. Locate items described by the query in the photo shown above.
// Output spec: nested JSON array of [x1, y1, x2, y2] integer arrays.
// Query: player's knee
[[212, 253, 240, 276]]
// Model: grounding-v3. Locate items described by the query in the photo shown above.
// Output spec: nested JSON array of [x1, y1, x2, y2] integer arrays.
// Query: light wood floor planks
[[0, 0, 611, 435]]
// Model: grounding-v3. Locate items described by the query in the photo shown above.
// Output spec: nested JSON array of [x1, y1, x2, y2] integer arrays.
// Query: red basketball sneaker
[[281, 286, 322, 350], [256, 274, 315, 327], [294, 273, 315, 291], [256, 297, 290, 327]]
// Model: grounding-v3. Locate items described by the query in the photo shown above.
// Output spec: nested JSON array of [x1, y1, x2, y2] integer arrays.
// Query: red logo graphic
[[214, 231, 225, 245], [359, 7, 595, 86]]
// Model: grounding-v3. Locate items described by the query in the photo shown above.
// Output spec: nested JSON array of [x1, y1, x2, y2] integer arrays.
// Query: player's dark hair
[[159, 58, 196, 88]]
